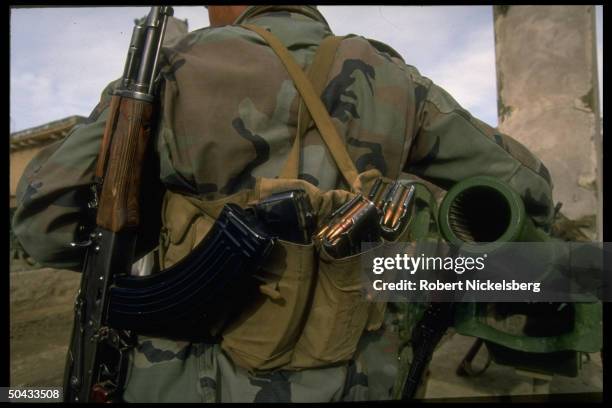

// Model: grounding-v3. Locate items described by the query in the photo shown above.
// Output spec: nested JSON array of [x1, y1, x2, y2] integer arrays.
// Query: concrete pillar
[[493, 6, 602, 240]]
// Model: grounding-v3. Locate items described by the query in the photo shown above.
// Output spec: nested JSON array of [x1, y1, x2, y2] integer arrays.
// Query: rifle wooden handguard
[[95, 95, 154, 232]]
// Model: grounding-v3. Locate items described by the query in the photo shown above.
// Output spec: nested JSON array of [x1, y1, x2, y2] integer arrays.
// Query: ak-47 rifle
[[63, 7, 174, 402]]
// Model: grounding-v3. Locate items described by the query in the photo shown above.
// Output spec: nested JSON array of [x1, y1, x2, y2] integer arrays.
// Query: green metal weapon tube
[[438, 176, 550, 254]]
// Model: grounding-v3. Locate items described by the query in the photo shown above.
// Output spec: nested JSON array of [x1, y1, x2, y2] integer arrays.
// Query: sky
[[10, 6, 603, 133]]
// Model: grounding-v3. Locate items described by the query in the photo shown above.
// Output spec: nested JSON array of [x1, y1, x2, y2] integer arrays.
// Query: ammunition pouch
[[157, 171, 389, 371]]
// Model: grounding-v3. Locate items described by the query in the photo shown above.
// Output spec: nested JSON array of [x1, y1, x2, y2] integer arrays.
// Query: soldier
[[13, 5, 553, 402]]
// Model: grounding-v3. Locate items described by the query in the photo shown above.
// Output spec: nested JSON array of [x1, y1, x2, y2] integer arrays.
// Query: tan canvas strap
[[241, 24, 359, 187], [280, 34, 344, 179]]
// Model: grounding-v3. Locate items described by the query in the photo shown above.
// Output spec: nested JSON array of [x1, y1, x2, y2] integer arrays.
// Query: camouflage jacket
[[12, 5, 554, 402], [13, 5, 553, 271]]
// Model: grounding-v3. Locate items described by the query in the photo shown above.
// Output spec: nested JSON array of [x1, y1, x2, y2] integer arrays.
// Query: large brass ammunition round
[[389, 187, 410, 228], [326, 200, 368, 242]]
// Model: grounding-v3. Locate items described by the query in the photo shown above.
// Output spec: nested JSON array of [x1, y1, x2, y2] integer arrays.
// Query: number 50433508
[[4, 388, 62, 401]]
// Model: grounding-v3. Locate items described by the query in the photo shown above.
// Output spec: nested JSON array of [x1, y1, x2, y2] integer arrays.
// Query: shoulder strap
[[241, 24, 359, 187], [279, 34, 344, 179]]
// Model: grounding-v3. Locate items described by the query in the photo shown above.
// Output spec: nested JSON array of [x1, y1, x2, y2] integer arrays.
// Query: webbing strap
[[280, 34, 344, 179], [241, 24, 359, 187]]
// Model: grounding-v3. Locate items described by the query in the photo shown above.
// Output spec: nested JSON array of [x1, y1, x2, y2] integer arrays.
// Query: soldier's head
[[206, 5, 249, 27]]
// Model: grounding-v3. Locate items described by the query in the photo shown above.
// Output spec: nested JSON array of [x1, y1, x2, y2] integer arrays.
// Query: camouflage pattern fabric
[[123, 318, 400, 402], [12, 5, 554, 402]]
